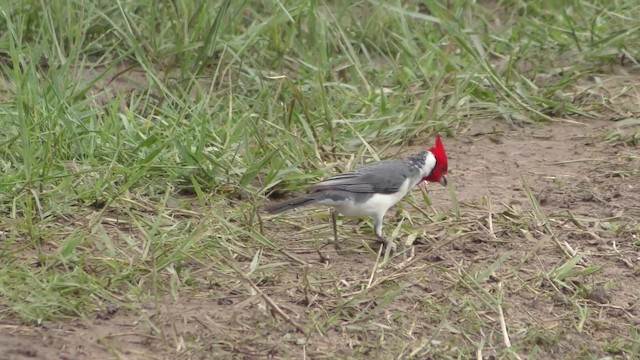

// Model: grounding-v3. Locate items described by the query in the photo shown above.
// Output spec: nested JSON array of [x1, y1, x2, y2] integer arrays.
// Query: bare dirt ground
[[2, 109, 639, 359]]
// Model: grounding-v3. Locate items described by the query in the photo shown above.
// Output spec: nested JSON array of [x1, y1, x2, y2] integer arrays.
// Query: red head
[[423, 134, 448, 186]]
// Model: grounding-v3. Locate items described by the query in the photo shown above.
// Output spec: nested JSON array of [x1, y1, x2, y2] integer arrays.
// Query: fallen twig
[[222, 257, 306, 334]]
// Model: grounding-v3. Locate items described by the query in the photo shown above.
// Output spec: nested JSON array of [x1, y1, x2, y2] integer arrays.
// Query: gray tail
[[263, 194, 319, 214]]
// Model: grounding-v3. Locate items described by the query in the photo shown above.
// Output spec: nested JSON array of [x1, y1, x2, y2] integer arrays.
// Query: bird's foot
[[377, 235, 397, 254], [316, 248, 331, 264], [318, 235, 344, 262]]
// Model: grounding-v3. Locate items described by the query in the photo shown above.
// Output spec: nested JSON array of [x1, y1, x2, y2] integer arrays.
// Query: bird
[[264, 134, 449, 252]]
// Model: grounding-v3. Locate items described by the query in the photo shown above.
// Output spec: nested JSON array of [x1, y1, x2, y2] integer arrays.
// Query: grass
[[0, 0, 639, 358]]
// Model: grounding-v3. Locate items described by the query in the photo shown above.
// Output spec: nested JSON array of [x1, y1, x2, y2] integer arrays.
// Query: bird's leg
[[331, 209, 340, 250], [374, 214, 396, 254], [320, 208, 341, 257]]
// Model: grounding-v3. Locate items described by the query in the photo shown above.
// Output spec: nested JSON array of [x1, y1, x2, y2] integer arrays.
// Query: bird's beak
[[439, 176, 448, 187]]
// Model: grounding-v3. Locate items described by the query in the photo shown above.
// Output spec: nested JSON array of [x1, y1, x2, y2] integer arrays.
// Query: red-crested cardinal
[[265, 135, 449, 252]]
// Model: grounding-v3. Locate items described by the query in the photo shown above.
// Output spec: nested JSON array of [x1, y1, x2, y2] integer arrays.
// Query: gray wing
[[310, 160, 415, 194]]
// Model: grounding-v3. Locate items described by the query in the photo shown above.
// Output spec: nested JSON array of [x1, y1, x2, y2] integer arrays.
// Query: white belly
[[333, 179, 411, 217]]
